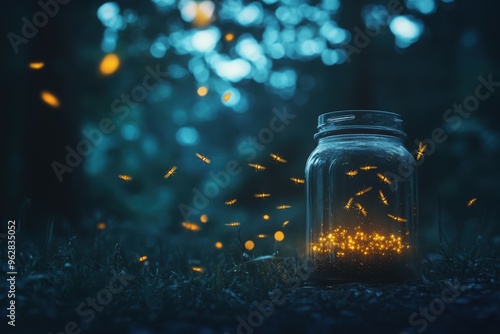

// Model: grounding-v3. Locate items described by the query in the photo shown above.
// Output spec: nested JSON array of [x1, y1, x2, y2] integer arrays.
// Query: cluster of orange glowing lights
[[311, 225, 410, 258]]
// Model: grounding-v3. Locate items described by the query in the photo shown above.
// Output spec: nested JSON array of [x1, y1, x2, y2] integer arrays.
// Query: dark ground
[[1, 232, 499, 334]]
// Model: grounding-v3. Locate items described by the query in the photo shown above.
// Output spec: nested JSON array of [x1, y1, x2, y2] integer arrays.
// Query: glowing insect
[[195, 153, 211, 164], [257, 234, 268, 238], [181, 222, 201, 231], [467, 198, 477, 207], [388, 214, 407, 223], [379, 190, 389, 206], [223, 91, 232, 102], [139, 256, 148, 262], [346, 170, 358, 177], [377, 173, 392, 185], [225, 222, 240, 227], [276, 205, 291, 210], [270, 153, 287, 163], [191, 266, 204, 273], [225, 199, 237, 206], [282, 220, 290, 227], [290, 177, 305, 185], [360, 165, 378, 171], [355, 203, 368, 217], [344, 197, 354, 210], [29, 62, 45, 69], [163, 166, 177, 179], [416, 141, 428, 161], [248, 163, 266, 171], [254, 193, 271, 198], [118, 174, 133, 182], [355, 186, 373, 196]]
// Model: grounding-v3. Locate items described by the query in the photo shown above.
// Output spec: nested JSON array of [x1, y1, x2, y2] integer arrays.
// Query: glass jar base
[[308, 258, 416, 284]]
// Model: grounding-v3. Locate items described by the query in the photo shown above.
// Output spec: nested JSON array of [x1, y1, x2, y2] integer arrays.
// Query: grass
[[1, 214, 499, 333]]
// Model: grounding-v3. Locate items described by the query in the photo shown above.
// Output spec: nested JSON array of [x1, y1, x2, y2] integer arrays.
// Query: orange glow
[[99, 53, 120, 75], [29, 62, 45, 69], [200, 214, 208, 223], [355, 186, 373, 196], [40, 90, 60, 108], [118, 174, 133, 182], [195, 153, 211, 164], [215, 241, 223, 249], [263, 214, 270, 220], [244, 240, 255, 251], [276, 205, 291, 210], [225, 222, 240, 227], [377, 173, 392, 185], [466, 197, 477, 207], [181, 222, 201, 231], [164, 166, 177, 179], [96, 222, 106, 230], [254, 193, 271, 198], [257, 234, 268, 238], [191, 266, 204, 273], [139, 256, 148, 262], [346, 170, 358, 177], [222, 91, 231, 102], [270, 153, 287, 163], [197, 86, 208, 96], [282, 220, 289, 227], [290, 177, 305, 185], [225, 33, 234, 42], [274, 231, 285, 242], [248, 163, 266, 171], [225, 199, 237, 206]]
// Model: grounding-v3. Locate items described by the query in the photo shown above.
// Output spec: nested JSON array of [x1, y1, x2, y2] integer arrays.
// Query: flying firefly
[[163, 166, 177, 179], [195, 153, 211, 164], [270, 153, 287, 163], [248, 163, 266, 172], [416, 141, 427, 161], [118, 174, 133, 182], [356, 186, 373, 196], [387, 214, 407, 223], [377, 173, 392, 185], [379, 190, 389, 206]]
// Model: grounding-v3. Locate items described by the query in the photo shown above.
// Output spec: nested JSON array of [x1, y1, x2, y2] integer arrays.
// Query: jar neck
[[315, 110, 406, 140], [318, 133, 404, 144]]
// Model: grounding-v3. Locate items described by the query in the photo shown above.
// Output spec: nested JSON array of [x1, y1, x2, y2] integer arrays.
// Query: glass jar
[[305, 110, 417, 282]]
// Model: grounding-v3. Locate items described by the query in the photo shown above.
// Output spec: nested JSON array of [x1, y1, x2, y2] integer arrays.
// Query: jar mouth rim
[[315, 110, 406, 140]]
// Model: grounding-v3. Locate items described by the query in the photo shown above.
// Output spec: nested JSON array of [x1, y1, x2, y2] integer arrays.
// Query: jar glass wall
[[305, 110, 417, 282]]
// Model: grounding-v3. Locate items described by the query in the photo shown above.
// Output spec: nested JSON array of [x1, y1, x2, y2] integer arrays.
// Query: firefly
[[163, 166, 177, 179], [254, 193, 271, 198], [355, 186, 373, 196], [290, 177, 305, 185], [196, 153, 211, 164], [377, 173, 392, 185], [274, 231, 285, 242], [276, 205, 291, 210], [257, 234, 268, 239], [360, 165, 378, 171], [99, 53, 120, 75], [29, 62, 45, 69], [215, 241, 223, 249], [191, 266, 204, 273], [225, 222, 240, 227], [346, 170, 358, 177], [416, 141, 428, 161], [225, 199, 237, 206], [344, 197, 354, 210], [248, 163, 266, 172], [282, 220, 290, 227], [223, 91, 231, 102], [263, 214, 270, 220], [466, 198, 477, 207], [41, 90, 60, 108], [181, 222, 201, 231], [270, 153, 287, 164], [244, 240, 255, 251], [388, 214, 407, 223], [379, 190, 389, 206], [139, 256, 148, 262], [355, 203, 368, 217], [118, 174, 133, 182]]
